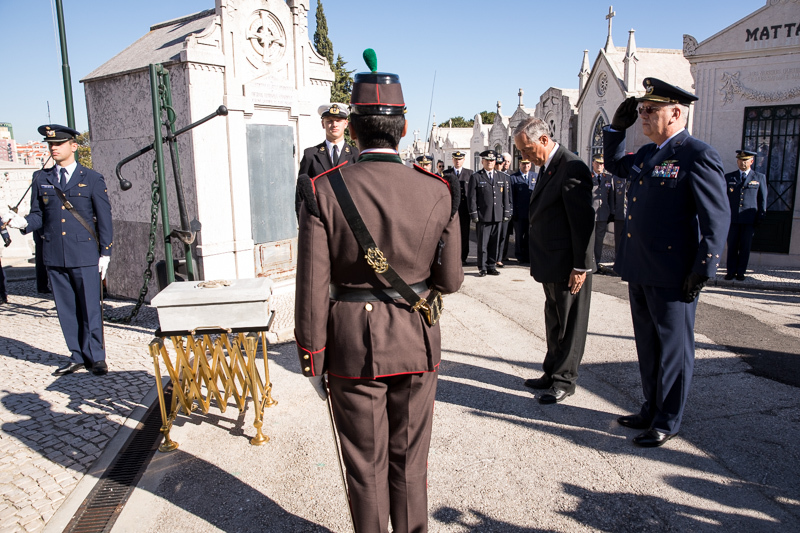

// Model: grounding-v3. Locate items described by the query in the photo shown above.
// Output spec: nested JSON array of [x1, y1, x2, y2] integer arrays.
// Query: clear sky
[[1, 0, 760, 151]]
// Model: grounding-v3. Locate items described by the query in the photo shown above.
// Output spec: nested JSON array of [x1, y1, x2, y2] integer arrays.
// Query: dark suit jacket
[[604, 128, 729, 287], [528, 145, 594, 283], [295, 155, 464, 379], [296, 141, 359, 216], [467, 169, 510, 223], [592, 172, 614, 222], [726, 169, 767, 225], [443, 167, 473, 213], [24, 164, 113, 268]]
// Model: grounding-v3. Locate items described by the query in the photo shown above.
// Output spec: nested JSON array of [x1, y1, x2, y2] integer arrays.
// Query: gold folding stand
[[148, 329, 277, 452]]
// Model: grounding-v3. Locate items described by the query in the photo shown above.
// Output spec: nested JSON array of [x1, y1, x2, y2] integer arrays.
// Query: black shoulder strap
[[53, 187, 99, 243], [327, 169, 424, 308]]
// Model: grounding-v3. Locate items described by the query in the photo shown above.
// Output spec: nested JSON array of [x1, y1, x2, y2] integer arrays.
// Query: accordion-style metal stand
[[148, 327, 277, 452]]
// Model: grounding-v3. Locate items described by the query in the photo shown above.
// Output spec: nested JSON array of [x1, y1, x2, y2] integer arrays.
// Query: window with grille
[[591, 115, 606, 158]]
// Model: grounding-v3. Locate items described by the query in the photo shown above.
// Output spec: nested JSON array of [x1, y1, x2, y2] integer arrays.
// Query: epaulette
[[297, 174, 320, 218], [413, 164, 459, 219]]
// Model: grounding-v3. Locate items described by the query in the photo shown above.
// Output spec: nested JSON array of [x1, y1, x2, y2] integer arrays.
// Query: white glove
[[98, 256, 111, 280], [308, 375, 327, 400], [0, 211, 14, 224], [6, 215, 27, 230]]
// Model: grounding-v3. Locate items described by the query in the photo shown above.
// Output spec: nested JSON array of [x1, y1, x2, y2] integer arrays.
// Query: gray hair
[[513, 118, 549, 142]]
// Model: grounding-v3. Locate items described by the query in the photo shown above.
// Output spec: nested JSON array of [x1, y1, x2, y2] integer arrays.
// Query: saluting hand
[[611, 97, 639, 131]]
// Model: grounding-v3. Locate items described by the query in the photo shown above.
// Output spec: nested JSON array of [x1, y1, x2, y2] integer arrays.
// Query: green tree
[[76, 131, 92, 169], [439, 116, 474, 128], [479, 111, 497, 125], [331, 54, 354, 104], [313, 1, 334, 66]]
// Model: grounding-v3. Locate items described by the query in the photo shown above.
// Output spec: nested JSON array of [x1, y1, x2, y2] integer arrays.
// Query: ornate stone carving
[[245, 10, 286, 67], [596, 72, 608, 97], [720, 71, 800, 105], [683, 34, 698, 57]]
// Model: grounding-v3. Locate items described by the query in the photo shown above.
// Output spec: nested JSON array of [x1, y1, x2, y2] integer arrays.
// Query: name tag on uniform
[[653, 160, 679, 178], [632, 166, 641, 174], [40, 184, 54, 189]]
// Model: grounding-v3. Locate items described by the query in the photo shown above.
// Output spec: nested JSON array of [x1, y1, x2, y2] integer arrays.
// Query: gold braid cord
[[365, 247, 388, 274], [148, 331, 278, 452]]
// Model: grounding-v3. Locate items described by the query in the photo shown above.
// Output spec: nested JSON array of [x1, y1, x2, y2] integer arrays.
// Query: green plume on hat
[[363, 49, 377, 73]]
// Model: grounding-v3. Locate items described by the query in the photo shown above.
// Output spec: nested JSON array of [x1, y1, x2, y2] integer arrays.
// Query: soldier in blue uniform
[[508, 157, 534, 264], [467, 150, 511, 276], [603, 78, 729, 447], [415, 154, 434, 172], [2, 125, 113, 376], [590, 154, 614, 273], [725, 150, 767, 281]]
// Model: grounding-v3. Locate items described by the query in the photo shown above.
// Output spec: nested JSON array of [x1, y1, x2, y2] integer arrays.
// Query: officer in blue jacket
[[508, 158, 535, 263], [603, 79, 729, 447], [2, 125, 113, 376], [725, 150, 767, 281], [467, 150, 511, 276]]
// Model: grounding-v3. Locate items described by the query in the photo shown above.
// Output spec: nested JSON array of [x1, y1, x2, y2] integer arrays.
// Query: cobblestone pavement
[[0, 280, 160, 533]]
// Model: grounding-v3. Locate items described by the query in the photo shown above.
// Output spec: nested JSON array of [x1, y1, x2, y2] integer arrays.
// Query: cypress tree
[[313, 1, 334, 66]]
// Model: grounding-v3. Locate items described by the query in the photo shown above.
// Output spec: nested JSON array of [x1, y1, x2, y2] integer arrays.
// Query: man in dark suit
[[2, 125, 113, 376], [443, 150, 473, 264], [0, 227, 9, 303], [295, 103, 359, 217], [591, 154, 614, 273], [604, 78, 729, 447], [295, 60, 463, 533], [508, 158, 534, 263], [725, 150, 767, 281], [513, 118, 594, 405], [467, 150, 511, 276]]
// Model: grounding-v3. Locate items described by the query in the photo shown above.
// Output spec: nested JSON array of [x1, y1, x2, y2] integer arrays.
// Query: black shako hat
[[350, 49, 406, 116], [736, 150, 757, 160], [637, 77, 698, 106], [38, 124, 80, 143]]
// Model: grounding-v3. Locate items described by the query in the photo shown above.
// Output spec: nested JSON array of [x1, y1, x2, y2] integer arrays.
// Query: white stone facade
[[82, 0, 333, 299], [685, 0, 800, 267]]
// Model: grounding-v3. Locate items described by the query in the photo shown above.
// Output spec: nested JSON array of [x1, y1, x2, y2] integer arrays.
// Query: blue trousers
[[726, 222, 755, 276], [48, 265, 105, 366], [628, 283, 697, 434]]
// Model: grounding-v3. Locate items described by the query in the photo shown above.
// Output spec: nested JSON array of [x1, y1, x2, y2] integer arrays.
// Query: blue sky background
[[1, 1, 760, 150]]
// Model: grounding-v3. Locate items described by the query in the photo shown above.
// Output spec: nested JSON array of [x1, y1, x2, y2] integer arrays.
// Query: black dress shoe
[[487, 269, 500, 276], [38, 288, 52, 294], [478, 270, 487, 277], [617, 413, 651, 430], [524, 375, 553, 390], [724, 273, 735, 280], [736, 274, 746, 281], [538, 387, 573, 404], [53, 363, 85, 376], [633, 428, 675, 448], [91, 361, 108, 376]]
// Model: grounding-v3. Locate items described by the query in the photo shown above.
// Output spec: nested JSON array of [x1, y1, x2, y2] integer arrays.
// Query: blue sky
[[1, 1, 759, 150]]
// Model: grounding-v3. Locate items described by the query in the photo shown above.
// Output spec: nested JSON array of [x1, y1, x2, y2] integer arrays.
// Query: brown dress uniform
[[295, 152, 463, 532]]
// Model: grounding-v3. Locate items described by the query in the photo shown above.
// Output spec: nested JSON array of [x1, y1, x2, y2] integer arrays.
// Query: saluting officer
[[442, 150, 473, 264], [2, 125, 113, 376], [468, 150, 511, 276], [295, 103, 359, 216], [725, 150, 767, 281], [604, 78, 729, 447], [590, 154, 614, 272], [294, 50, 463, 533]]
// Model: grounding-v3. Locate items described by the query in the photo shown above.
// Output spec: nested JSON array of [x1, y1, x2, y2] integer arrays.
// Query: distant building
[[15, 141, 50, 167], [0, 123, 13, 140], [0, 139, 15, 163]]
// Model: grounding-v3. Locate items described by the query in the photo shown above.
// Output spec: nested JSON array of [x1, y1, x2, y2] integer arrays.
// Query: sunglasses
[[638, 105, 667, 115]]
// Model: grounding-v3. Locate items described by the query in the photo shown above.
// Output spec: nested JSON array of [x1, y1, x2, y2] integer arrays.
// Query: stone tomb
[[82, 0, 332, 299]]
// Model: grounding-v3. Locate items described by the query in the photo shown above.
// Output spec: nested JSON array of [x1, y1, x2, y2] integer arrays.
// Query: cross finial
[[604, 6, 616, 51], [518, 88, 524, 107]]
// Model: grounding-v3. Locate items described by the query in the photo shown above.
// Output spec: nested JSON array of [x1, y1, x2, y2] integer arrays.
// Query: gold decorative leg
[[149, 339, 179, 452], [245, 335, 269, 446]]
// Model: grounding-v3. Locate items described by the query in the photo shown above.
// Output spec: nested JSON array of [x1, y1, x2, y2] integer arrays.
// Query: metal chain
[[105, 162, 162, 324]]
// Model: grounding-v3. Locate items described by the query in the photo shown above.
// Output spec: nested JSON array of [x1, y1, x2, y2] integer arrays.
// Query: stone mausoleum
[[82, 0, 332, 299]]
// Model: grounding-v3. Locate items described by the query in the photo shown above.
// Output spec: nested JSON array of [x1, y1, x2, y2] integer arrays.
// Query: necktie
[[455, 169, 460, 178], [59, 168, 67, 190], [488, 171, 493, 184], [332, 144, 339, 166], [741, 171, 746, 181]]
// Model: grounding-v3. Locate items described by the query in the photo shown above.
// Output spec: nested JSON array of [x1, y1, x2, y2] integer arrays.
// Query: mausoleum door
[[246, 124, 297, 244], [742, 105, 800, 254]]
